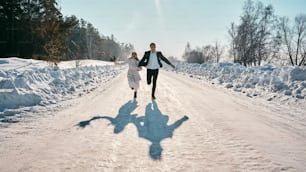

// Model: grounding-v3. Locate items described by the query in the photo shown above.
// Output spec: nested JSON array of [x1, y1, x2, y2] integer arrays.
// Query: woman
[[127, 52, 141, 98]]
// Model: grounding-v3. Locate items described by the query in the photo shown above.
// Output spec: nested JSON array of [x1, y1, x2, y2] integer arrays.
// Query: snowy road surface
[[0, 70, 305, 172]]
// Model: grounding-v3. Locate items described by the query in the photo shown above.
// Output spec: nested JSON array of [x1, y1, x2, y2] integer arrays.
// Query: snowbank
[[0, 58, 123, 112], [58, 59, 115, 69], [0, 57, 115, 71], [174, 62, 306, 101]]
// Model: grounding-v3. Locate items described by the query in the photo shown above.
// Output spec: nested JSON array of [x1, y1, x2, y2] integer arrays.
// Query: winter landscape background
[[1, 0, 306, 171]]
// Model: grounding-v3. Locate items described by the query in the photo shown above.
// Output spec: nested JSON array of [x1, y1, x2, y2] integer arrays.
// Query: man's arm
[[168, 116, 189, 132], [159, 52, 175, 68], [138, 52, 148, 67]]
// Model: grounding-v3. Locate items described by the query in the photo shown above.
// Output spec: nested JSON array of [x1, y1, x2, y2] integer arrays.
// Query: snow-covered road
[[0, 70, 305, 172]]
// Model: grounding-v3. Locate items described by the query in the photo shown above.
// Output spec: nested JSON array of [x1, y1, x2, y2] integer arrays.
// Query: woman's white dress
[[127, 58, 141, 90]]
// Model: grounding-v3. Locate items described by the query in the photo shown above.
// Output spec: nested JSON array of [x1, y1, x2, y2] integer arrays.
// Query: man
[[138, 42, 175, 99]]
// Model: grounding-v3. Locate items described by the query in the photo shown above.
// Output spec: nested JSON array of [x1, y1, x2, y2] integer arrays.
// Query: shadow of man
[[77, 100, 138, 133], [133, 100, 189, 160]]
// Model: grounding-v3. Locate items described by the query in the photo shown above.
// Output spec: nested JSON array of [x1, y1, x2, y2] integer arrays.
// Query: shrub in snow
[[284, 90, 292, 96], [296, 95, 305, 99], [225, 83, 234, 88], [289, 68, 306, 81]]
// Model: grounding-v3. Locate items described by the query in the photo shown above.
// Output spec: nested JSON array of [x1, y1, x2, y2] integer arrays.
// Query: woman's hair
[[130, 52, 139, 61]]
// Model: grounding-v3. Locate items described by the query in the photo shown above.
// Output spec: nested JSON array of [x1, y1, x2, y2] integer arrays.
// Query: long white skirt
[[127, 70, 141, 90]]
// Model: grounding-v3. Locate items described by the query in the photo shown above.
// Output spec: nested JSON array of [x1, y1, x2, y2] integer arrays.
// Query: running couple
[[127, 42, 175, 99]]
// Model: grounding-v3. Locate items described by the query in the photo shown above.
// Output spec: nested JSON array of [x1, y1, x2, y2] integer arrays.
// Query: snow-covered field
[[172, 62, 306, 107], [0, 58, 123, 119], [0, 58, 306, 171]]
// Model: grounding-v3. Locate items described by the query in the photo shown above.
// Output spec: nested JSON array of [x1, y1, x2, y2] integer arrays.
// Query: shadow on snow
[[77, 99, 189, 160], [77, 100, 138, 133]]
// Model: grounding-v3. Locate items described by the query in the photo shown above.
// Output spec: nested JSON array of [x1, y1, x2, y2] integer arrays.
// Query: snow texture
[[0, 58, 306, 171], [0, 58, 122, 113], [173, 62, 306, 101]]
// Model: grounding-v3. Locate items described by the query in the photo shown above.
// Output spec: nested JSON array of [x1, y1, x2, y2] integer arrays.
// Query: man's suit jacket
[[138, 51, 172, 68]]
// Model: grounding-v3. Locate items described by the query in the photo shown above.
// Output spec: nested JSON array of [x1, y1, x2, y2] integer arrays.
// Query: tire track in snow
[[0, 70, 305, 171], [159, 70, 299, 171]]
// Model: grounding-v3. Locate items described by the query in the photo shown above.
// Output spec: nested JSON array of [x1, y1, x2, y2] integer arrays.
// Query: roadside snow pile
[[175, 62, 306, 101], [0, 59, 122, 112]]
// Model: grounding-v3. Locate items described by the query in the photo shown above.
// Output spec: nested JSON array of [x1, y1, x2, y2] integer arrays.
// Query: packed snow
[[0, 58, 124, 116], [172, 62, 306, 105], [1, 69, 305, 171], [0, 57, 114, 71], [1, 58, 306, 171], [2, 58, 305, 118]]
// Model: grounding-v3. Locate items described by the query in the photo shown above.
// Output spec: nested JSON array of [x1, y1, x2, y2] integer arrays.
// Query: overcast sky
[[59, 0, 306, 58]]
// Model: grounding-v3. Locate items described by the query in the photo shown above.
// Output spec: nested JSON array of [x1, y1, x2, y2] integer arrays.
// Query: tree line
[[0, 0, 134, 65], [183, 41, 224, 64], [183, 0, 306, 66]]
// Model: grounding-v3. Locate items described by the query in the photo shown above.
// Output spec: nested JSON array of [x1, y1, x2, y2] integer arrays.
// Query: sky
[[58, 0, 306, 58]]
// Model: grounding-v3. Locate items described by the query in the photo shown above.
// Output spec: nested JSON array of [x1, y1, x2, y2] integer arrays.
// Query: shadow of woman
[[133, 100, 189, 160], [77, 99, 138, 133]]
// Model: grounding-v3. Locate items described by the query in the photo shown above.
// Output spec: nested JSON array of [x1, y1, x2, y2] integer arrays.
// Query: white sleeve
[[128, 59, 138, 70]]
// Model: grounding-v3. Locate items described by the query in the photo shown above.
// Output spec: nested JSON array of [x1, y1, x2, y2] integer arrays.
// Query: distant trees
[[0, 0, 134, 64], [183, 42, 224, 64], [65, 20, 131, 61], [0, 0, 32, 57], [278, 14, 306, 66], [228, 0, 306, 66], [167, 56, 180, 63], [0, 0, 77, 64], [37, 1, 78, 65], [228, 0, 280, 67], [212, 41, 224, 63]]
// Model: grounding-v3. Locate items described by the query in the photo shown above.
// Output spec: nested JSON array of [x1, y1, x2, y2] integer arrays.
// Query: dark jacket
[[138, 51, 172, 68]]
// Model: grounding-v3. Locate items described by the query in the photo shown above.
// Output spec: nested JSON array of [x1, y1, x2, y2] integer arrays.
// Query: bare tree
[[202, 45, 214, 63], [278, 14, 306, 66], [228, 0, 279, 66], [167, 56, 180, 63], [279, 17, 294, 65], [183, 43, 204, 63], [295, 14, 306, 66], [183, 43, 216, 63], [212, 41, 224, 63], [184, 48, 204, 63], [228, 22, 238, 63]]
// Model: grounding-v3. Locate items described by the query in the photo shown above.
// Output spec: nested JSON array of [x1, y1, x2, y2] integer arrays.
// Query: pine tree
[[36, 0, 77, 65]]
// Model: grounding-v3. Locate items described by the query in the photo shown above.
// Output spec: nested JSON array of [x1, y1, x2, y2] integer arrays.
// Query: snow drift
[[174, 62, 306, 100], [0, 58, 122, 112]]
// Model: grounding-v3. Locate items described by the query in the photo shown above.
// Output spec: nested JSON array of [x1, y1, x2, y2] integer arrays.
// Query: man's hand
[[183, 115, 189, 121]]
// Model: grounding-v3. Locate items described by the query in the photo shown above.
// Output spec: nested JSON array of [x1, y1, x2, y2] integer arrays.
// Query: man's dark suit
[[138, 51, 172, 68], [138, 51, 174, 98]]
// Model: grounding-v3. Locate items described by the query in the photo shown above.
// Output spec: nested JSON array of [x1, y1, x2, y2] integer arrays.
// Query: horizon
[[59, 0, 306, 59]]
